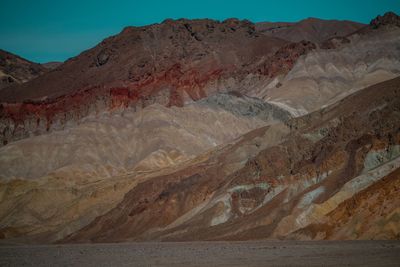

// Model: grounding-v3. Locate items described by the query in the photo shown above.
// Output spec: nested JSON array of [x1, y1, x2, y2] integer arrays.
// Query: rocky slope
[[62, 76, 400, 242], [0, 19, 318, 146], [0, 49, 47, 90], [1, 76, 398, 244], [0, 93, 291, 181], [0, 92, 291, 243], [257, 17, 400, 115], [2, 13, 396, 146], [0, 19, 287, 103]]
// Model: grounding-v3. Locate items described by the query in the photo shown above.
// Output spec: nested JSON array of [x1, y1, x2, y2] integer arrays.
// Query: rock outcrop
[[370, 11, 400, 29]]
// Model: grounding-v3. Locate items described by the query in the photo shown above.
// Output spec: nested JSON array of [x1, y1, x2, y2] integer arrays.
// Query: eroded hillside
[[0, 12, 399, 244], [63, 77, 400, 242]]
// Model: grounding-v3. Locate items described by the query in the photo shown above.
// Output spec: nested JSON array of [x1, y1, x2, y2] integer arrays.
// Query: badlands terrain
[[0, 9, 399, 265]]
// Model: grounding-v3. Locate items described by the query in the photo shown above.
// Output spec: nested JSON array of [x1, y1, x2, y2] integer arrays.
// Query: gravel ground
[[0, 240, 399, 267]]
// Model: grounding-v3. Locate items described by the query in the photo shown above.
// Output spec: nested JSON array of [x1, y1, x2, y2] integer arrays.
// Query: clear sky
[[0, 0, 399, 63]]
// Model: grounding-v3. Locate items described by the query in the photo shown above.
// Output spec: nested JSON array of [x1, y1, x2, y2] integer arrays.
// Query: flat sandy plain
[[0, 241, 399, 266]]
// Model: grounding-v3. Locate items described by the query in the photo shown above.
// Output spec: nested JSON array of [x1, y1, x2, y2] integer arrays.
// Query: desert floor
[[0, 240, 399, 266]]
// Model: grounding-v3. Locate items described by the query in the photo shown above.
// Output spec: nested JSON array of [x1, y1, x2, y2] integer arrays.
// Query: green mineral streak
[[363, 145, 400, 172], [228, 182, 270, 193]]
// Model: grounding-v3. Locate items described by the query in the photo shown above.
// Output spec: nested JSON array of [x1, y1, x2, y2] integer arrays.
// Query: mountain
[[63, 76, 400, 242], [1, 14, 399, 147], [0, 49, 47, 90], [0, 18, 316, 146], [256, 18, 365, 43], [0, 19, 289, 103], [0, 12, 399, 244]]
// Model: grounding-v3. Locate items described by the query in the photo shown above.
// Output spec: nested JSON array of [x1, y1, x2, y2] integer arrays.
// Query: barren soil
[[0, 241, 399, 266]]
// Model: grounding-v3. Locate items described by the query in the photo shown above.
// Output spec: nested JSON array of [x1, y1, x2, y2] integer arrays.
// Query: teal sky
[[0, 0, 399, 63]]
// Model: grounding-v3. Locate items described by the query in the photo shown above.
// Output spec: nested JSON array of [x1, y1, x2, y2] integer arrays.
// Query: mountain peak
[[370, 11, 400, 29]]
